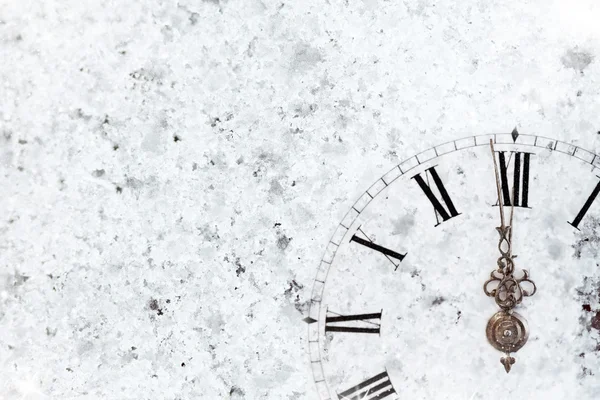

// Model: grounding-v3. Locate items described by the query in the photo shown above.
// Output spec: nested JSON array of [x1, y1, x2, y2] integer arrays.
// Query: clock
[[305, 131, 600, 399]]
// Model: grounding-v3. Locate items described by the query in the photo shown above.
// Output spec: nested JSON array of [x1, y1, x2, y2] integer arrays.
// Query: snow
[[1, 0, 600, 398]]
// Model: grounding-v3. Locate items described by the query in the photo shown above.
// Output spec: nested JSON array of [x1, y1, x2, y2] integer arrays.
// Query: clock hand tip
[[501, 354, 515, 373]]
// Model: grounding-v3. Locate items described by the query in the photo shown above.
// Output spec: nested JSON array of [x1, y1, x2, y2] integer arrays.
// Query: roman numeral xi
[[412, 166, 460, 226]]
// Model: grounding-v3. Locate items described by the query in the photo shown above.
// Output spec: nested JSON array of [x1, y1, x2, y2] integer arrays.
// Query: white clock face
[[307, 133, 600, 399]]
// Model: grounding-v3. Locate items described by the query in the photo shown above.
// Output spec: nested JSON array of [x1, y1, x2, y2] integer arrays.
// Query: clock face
[[307, 133, 600, 399]]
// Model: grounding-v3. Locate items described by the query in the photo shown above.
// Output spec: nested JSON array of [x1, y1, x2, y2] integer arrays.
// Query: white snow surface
[[1, 0, 600, 399]]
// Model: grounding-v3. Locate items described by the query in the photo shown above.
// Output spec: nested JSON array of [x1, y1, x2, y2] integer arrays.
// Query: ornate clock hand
[[484, 139, 537, 373], [489, 140, 514, 272], [490, 140, 507, 229]]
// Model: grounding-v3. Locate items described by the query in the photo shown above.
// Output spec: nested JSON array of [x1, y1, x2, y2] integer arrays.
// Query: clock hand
[[483, 139, 536, 373], [488, 140, 514, 275], [490, 140, 506, 229], [508, 175, 515, 254]]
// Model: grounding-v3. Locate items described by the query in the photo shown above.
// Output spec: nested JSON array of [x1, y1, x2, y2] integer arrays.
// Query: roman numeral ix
[[412, 166, 460, 226], [337, 371, 396, 400], [325, 310, 382, 334]]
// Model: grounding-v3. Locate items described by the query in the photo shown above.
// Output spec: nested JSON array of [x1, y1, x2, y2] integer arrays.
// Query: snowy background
[[1, 0, 600, 398]]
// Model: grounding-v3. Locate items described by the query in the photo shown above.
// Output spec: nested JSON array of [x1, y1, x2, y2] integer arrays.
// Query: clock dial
[[307, 133, 600, 399]]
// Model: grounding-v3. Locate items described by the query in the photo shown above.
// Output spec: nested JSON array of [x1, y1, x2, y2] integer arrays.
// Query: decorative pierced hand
[[483, 139, 537, 373]]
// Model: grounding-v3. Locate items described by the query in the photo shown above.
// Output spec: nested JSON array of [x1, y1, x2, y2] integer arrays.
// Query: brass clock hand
[[489, 140, 514, 270], [490, 140, 507, 229], [483, 139, 537, 373], [488, 140, 514, 276]]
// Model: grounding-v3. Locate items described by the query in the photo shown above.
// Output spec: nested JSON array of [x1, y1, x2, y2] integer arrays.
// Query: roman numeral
[[497, 152, 532, 207], [569, 177, 600, 230], [338, 371, 395, 400], [412, 166, 460, 226], [350, 228, 406, 270], [325, 310, 382, 334]]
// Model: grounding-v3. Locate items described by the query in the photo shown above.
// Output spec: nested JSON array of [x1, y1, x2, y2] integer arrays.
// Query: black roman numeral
[[325, 310, 382, 334], [350, 229, 406, 270], [337, 371, 395, 400], [569, 177, 600, 230], [497, 152, 532, 207], [412, 166, 460, 226]]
